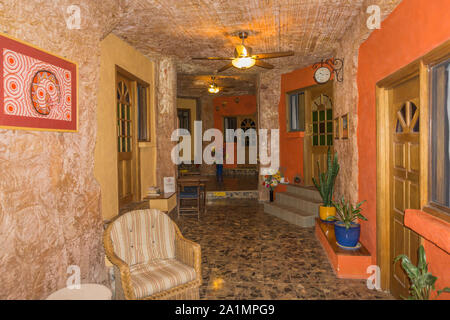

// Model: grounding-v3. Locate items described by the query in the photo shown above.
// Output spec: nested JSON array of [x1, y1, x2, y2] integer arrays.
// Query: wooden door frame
[[116, 67, 145, 206], [376, 40, 450, 292]]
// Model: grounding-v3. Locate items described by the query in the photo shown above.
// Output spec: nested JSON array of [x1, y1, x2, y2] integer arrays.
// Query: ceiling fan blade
[[252, 51, 294, 59], [217, 63, 233, 73], [192, 57, 234, 60], [255, 60, 274, 69]]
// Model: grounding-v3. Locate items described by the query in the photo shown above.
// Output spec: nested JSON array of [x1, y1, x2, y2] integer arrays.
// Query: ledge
[[315, 219, 371, 279], [404, 209, 450, 254]]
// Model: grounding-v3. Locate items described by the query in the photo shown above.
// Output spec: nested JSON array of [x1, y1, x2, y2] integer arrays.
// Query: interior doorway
[[116, 73, 137, 207], [303, 81, 334, 186]]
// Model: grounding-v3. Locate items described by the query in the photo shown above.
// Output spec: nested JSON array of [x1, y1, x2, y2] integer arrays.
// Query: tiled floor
[[121, 199, 394, 300]]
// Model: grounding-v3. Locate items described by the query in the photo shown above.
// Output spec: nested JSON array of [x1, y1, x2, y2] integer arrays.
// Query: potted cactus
[[312, 148, 340, 221], [332, 197, 367, 248]]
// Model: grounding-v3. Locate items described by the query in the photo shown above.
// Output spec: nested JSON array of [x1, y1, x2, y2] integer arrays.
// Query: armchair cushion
[[109, 209, 176, 266], [130, 259, 197, 298]]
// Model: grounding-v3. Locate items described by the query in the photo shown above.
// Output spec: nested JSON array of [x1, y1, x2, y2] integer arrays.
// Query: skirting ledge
[[315, 219, 372, 279]]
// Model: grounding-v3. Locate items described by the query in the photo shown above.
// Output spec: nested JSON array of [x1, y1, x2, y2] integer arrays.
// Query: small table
[[46, 284, 112, 300], [145, 192, 177, 213]]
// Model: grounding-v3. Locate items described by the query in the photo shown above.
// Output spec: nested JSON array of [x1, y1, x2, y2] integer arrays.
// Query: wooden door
[[389, 76, 421, 298], [117, 74, 136, 207], [306, 82, 334, 185]]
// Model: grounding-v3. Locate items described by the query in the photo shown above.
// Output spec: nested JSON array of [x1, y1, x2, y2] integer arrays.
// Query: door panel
[[389, 76, 421, 299], [117, 74, 136, 207], [306, 82, 334, 185]]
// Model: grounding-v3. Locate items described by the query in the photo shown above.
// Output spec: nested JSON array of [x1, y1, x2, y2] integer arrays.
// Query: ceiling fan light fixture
[[208, 84, 219, 94], [232, 57, 256, 69]]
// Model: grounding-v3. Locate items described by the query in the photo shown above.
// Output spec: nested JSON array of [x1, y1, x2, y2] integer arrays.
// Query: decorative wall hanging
[[312, 58, 344, 84], [341, 113, 349, 139], [0, 33, 77, 131], [334, 117, 340, 140]]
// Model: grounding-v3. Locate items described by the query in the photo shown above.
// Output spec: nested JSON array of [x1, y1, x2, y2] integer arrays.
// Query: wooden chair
[[103, 209, 201, 300], [177, 180, 202, 219]]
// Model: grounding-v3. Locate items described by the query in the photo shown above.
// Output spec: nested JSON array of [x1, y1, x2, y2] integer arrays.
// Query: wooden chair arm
[[174, 227, 202, 282]]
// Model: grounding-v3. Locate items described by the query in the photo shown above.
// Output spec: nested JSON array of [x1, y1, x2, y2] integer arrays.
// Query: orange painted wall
[[277, 66, 317, 193], [357, 0, 450, 296], [213, 95, 257, 168]]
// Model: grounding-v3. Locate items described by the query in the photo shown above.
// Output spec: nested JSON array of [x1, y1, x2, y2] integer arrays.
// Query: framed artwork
[[341, 113, 349, 139], [0, 33, 77, 132], [334, 117, 340, 139]]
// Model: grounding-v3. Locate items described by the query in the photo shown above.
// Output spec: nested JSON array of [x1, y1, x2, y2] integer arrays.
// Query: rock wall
[[332, 0, 402, 204], [0, 0, 123, 299], [199, 95, 215, 175], [258, 71, 282, 201], [156, 57, 177, 188]]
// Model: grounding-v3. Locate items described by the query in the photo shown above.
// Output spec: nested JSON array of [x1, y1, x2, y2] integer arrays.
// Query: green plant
[[394, 245, 450, 300], [331, 196, 367, 228], [312, 148, 339, 207]]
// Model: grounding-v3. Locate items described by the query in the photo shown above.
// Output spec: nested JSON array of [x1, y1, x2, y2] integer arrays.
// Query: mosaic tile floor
[[121, 199, 394, 300]]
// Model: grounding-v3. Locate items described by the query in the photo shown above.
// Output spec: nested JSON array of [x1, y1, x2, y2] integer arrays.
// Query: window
[[311, 94, 333, 146], [287, 91, 305, 132], [177, 109, 191, 132], [117, 80, 132, 153], [430, 58, 450, 209], [137, 83, 149, 141], [224, 116, 237, 142], [240, 118, 257, 147]]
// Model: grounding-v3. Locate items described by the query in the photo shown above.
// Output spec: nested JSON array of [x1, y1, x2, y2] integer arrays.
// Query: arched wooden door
[[389, 76, 421, 298], [306, 82, 334, 185], [116, 74, 136, 207]]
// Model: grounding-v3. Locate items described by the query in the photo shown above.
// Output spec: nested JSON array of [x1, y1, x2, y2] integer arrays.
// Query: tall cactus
[[312, 148, 340, 207]]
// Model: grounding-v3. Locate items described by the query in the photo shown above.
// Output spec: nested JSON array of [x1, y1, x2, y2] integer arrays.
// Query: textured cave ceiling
[[112, 0, 401, 95]]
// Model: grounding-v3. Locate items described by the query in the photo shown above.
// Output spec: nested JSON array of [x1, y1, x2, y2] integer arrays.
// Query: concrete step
[[264, 202, 317, 228], [286, 184, 322, 201], [276, 192, 321, 216]]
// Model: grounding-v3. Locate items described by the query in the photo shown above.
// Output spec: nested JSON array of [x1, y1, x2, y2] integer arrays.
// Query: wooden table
[[144, 192, 176, 213], [46, 284, 112, 300]]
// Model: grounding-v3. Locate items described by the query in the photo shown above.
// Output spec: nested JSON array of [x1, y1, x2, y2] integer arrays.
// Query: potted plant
[[394, 245, 450, 300], [262, 171, 282, 202], [312, 148, 340, 221], [332, 196, 367, 248]]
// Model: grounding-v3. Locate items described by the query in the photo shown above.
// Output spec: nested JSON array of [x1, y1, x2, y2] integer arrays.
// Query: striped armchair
[[103, 209, 201, 300]]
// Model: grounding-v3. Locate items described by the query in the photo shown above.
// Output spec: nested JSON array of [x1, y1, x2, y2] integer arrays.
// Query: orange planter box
[[315, 219, 372, 279]]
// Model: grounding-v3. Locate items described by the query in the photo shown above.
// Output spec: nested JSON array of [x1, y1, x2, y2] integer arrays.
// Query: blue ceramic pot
[[334, 221, 360, 247]]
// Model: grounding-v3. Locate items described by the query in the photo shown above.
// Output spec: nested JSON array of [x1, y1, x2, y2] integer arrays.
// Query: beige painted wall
[[95, 34, 157, 220], [177, 98, 197, 160]]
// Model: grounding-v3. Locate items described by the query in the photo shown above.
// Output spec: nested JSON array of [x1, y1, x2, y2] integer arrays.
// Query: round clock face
[[314, 67, 331, 84]]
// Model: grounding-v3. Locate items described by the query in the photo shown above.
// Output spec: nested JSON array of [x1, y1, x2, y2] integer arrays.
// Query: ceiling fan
[[192, 31, 294, 72], [207, 76, 220, 94]]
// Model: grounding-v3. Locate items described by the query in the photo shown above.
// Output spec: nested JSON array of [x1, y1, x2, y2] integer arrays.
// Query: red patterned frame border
[[0, 33, 77, 132]]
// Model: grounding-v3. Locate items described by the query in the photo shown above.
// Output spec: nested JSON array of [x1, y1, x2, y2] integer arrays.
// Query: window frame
[[137, 82, 151, 142], [224, 116, 238, 143], [428, 57, 450, 215], [177, 108, 191, 132], [286, 90, 305, 132]]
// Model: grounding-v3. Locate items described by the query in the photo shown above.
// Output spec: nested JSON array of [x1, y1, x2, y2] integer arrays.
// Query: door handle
[[305, 124, 313, 137]]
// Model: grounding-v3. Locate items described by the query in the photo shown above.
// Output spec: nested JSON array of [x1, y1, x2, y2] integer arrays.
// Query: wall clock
[[314, 66, 331, 84], [312, 58, 344, 84]]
